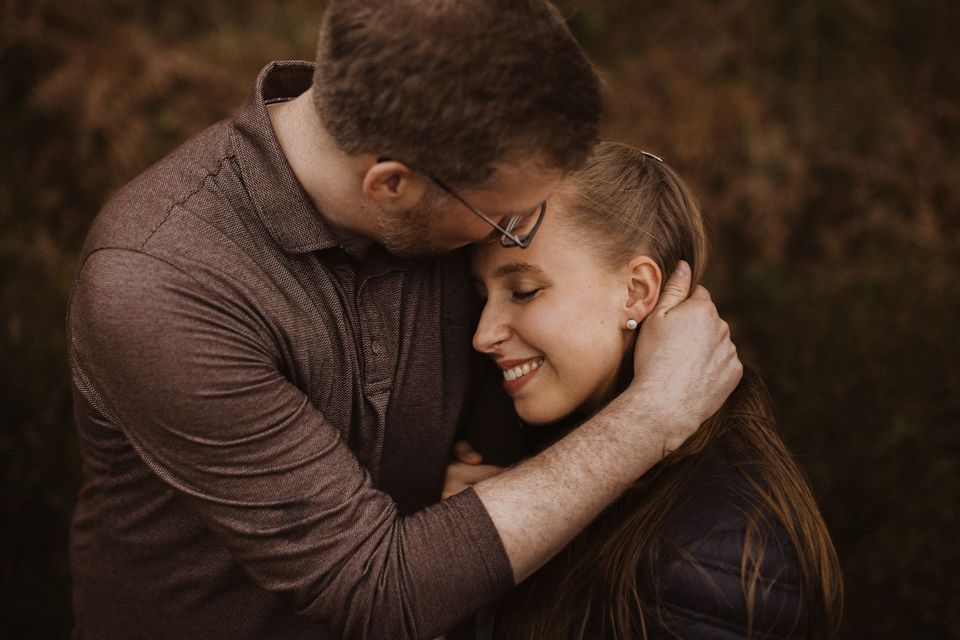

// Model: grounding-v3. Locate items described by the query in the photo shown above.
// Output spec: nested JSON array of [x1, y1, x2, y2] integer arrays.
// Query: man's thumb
[[654, 260, 691, 314]]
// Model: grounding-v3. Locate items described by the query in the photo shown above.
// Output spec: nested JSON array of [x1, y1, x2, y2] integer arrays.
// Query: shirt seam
[[656, 597, 804, 639], [139, 154, 235, 250], [667, 553, 803, 592]]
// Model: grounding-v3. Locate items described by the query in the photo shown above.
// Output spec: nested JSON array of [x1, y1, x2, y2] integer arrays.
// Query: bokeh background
[[2, 0, 958, 637]]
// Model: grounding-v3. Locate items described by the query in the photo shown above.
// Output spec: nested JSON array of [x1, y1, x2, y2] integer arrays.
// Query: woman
[[454, 142, 843, 638]]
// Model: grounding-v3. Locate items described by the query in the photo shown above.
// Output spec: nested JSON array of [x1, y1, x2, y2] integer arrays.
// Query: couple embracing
[[68, 1, 841, 638]]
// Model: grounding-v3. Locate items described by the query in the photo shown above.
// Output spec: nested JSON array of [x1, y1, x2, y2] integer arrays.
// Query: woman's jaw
[[498, 354, 561, 424], [471, 210, 643, 426], [494, 350, 626, 426]]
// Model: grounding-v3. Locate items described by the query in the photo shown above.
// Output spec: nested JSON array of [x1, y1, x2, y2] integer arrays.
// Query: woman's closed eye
[[512, 287, 542, 302]]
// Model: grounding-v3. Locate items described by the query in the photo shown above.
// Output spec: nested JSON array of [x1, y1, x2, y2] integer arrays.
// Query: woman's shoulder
[[641, 446, 809, 639], [658, 443, 775, 543]]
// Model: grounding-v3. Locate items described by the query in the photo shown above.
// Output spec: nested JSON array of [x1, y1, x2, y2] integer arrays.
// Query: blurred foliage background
[[1, 0, 957, 637]]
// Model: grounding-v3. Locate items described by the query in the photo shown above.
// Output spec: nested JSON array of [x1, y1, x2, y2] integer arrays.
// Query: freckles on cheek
[[579, 317, 627, 365], [585, 315, 617, 344]]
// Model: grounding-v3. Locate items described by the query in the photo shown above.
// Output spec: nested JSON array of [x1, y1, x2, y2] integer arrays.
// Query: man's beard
[[377, 189, 452, 258]]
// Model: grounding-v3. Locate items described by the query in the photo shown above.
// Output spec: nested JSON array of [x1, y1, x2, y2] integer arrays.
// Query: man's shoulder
[[81, 119, 237, 259]]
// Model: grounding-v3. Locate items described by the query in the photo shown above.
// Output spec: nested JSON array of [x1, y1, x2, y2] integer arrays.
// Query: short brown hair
[[312, 0, 601, 187]]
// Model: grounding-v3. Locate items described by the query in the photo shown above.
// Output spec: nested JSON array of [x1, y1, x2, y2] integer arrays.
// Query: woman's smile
[[471, 207, 635, 425], [499, 357, 545, 393]]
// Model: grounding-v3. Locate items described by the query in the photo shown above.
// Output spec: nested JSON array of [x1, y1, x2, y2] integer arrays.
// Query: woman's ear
[[623, 255, 662, 323], [361, 159, 428, 212]]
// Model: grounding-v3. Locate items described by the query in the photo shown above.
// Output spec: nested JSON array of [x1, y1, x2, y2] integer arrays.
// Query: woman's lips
[[499, 357, 544, 394]]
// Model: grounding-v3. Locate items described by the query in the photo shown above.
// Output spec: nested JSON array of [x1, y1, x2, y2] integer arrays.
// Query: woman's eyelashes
[[511, 287, 543, 302]]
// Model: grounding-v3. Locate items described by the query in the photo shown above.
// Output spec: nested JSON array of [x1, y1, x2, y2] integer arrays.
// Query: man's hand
[[471, 261, 740, 583], [629, 260, 742, 452], [442, 441, 504, 500]]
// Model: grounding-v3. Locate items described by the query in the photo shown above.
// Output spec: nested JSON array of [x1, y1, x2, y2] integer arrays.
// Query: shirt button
[[370, 339, 383, 355]]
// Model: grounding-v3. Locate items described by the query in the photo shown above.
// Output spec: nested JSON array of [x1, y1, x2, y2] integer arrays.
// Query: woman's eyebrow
[[492, 262, 543, 278]]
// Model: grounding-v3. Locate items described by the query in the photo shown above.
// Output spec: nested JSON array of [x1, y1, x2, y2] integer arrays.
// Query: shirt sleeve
[[68, 247, 514, 639]]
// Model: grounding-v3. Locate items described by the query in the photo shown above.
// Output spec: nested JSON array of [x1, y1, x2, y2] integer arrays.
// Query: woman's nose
[[473, 302, 510, 353]]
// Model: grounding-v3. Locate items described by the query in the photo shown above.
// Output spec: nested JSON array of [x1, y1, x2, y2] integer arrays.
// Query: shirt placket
[[355, 270, 402, 476]]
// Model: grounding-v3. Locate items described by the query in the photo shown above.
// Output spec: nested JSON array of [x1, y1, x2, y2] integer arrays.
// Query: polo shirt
[[68, 60, 514, 640]]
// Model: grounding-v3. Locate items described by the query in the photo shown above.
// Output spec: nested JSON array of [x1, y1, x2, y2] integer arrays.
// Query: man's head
[[370, 154, 564, 257], [312, 0, 601, 189]]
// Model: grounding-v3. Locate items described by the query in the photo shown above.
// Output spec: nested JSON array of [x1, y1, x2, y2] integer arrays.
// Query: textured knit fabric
[[67, 60, 513, 640]]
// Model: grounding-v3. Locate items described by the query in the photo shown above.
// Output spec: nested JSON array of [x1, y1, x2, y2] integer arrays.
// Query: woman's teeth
[[503, 358, 543, 381]]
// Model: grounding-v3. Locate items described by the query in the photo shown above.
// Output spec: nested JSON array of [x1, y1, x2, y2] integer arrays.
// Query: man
[[68, 1, 740, 638]]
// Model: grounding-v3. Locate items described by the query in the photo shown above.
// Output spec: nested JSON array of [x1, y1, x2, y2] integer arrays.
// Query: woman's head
[[471, 142, 707, 424], [551, 143, 708, 285], [474, 142, 843, 639]]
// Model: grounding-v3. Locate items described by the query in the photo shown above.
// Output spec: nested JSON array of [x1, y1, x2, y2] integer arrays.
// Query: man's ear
[[361, 160, 428, 211], [623, 255, 662, 322]]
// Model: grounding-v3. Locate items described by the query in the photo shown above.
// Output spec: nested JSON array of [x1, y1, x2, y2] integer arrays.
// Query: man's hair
[[313, 0, 601, 187]]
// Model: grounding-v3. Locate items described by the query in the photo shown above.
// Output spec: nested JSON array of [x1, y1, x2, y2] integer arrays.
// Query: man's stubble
[[377, 187, 455, 258]]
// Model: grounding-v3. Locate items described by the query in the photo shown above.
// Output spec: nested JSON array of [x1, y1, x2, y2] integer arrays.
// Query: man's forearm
[[474, 387, 676, 583], [475, 265, 741, 584]]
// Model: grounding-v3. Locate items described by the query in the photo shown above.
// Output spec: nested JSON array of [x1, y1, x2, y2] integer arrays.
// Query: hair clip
[[641, 150, 663, 163]]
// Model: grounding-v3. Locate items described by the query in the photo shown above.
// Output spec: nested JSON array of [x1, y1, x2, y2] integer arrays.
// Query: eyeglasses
[[428, 175, 546, 249], [377, 158, 546, 249]]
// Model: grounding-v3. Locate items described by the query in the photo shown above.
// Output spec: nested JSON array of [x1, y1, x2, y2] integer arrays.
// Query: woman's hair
[[551, 143, 708, 282], [495, 142, 843, 638]]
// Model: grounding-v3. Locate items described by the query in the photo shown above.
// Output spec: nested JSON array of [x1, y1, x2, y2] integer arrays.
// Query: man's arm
[[69, 248, 512, 640], [70, 250, 735, 637], [473, 261, 742, 582]]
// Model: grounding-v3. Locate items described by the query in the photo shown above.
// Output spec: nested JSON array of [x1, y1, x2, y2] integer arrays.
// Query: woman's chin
[[516, 403, 569, 427]]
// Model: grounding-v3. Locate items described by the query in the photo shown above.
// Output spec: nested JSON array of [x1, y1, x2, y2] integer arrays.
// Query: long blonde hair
[[495, 142, 843, 638]]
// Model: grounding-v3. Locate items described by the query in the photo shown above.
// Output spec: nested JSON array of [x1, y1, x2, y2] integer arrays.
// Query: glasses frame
[[377, 157, 546, 248], [428, 176, 546, 249]]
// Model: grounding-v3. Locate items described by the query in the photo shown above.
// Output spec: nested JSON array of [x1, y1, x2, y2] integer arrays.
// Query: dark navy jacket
[[455, 373, 809, 639], [616, 446, 807, 639]]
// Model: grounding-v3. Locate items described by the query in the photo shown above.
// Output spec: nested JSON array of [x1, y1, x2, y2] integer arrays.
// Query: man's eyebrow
[[492, 262, 544, 278]]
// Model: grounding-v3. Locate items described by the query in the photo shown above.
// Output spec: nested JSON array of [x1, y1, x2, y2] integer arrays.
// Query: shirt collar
[[231, 60, 341, 255]]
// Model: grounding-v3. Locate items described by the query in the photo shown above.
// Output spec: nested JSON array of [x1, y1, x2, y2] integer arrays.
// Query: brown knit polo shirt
[[67, 61, 514, 640]]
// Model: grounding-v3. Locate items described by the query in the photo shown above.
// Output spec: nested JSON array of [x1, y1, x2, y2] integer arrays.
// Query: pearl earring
[[625, 318, 638, 330]]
